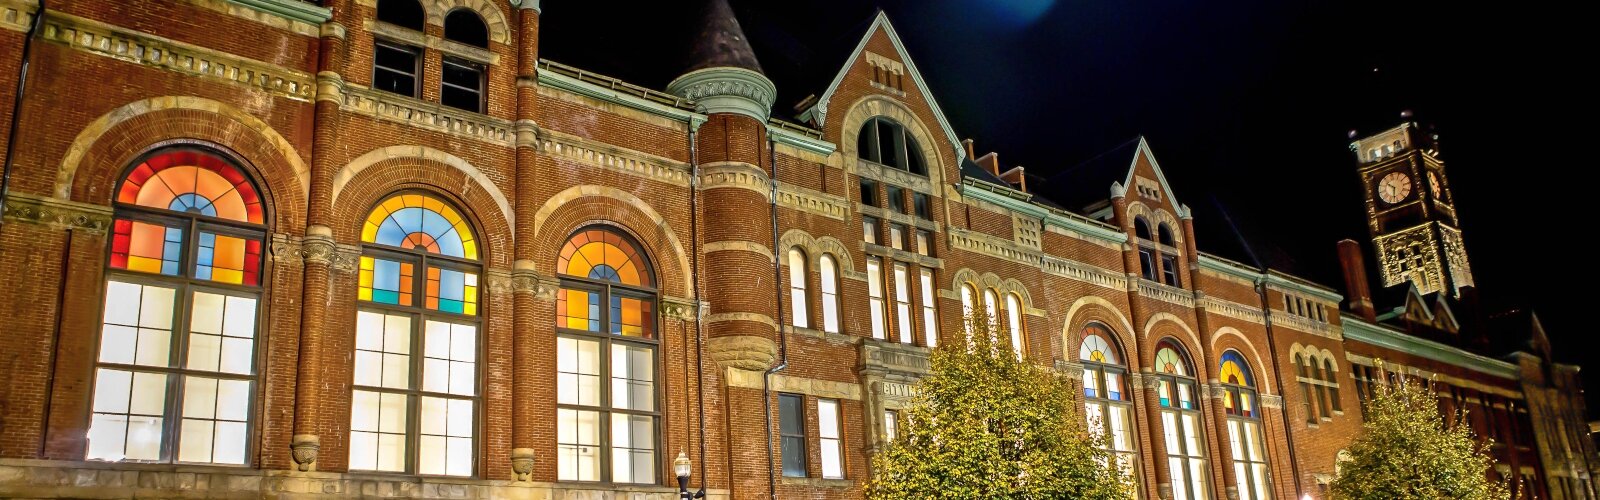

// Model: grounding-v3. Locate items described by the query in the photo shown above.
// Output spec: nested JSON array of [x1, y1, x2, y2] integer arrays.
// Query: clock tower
[[1352, 120, 1474, 297]]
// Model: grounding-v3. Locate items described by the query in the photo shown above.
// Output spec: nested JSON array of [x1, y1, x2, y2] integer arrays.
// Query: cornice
[[1137, 280, 1196, 308], [225, 0, 330, 25], [698, 162, 770, 196], [539, 129, 692, 187], [0, 0, 37, 33], [1268, 311, 1342, 340], [666, 67, 776, 123], [1198, 296, 1265, 325], [768, 126, 835, 157], [1342, 318, 1518, 380], [1, 192, 113, 233], [776, 184, 850, 221], [960, 180, 1127, 245], [1264, 272, 1343, 303], [340, 83, 514, 145], [946, 227, 1127, 292], [537, 61, 706, 129]]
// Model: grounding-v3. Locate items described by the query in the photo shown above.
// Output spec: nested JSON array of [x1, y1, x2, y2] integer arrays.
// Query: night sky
[[540, 0, 1594, 414]]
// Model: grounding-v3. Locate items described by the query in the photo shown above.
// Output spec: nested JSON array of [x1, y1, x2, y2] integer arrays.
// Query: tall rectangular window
[[349, 311, 478, 476], [1139, 248, 1158, 281], [779, 394, 807, 477], [859, 179, 878, 207], [440, 57, 484, 113], [867, 257, 886, 340], [820, 255, 840, 334], [884, 409, 899, 440], [889, 223, 906, 251], [886, 185, 906, 214], [1228, 420, 1272, 500], [373, 40, 420, 97], [914, 230, 931, 256], [913, 192, 931, 220], [1161, 253, 1181, 286], [818, 399, 843, 479], [863, 217, 879, 245], [919, 269, 938, 347], [894, 263, 913, 344], [787, 249, 809, 329]]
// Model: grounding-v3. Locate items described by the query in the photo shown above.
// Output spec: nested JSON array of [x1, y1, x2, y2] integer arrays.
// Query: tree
[[1330, 374, 1510, 500], [866, 313, 1133, 499]]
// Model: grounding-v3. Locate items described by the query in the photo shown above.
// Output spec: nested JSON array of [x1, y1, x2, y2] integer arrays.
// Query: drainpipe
[[1256, 274, 1305, 497], [762, 135, 788, 500], [688, 126, 709, 495], [0, 0, 45, 229]]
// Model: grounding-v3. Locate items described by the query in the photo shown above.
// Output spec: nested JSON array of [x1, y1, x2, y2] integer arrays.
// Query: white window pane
[[86, 414, 128, 461], [124, 415, 163, 461], [219, 337, 252, 374], [425, 320, 450, 359], [99, 325, 138, 365], [821, 438, 842, 478], [349, 431, 377, 470], [817, 400, 840, 439], [376, 433, 406, 471], [447, 436, 473, 476], [822, 298, 839, 334], [353, 351, 382, 387], [138, 286, 175, 329], [420, 396, 447, 436], [419, 435, 446, 475], [382, 353, 410, 389], [102, 281, 143, 326], [1182, 414, 1203, 456], [1227, 421, 1244, 460], [134, 328, 171, 367], [187, 334, 221, 372], [1169, 457, 1188, 500], [222, 296, 256, 338], [378, 393, 408, 434], [1246, 422, 1267, 461], [447, 398, 473, 437], [383, 314, 410, 354], [1162, 411, 1180, 450], [178, 419, 215, 462], [182, 377, 218, 419], [869, 300, 886, 339], [216, 379, 250, 422], [451, 324, 476, 362], [93, 369, 133, 414], [1251, 463, 1270, 499], [790, 289, 808, 328], [449, 361, 474, 396], [130, 372, 167, 416], [350, 390, 379, 432], [423, 358, 449, 393], [190, 292, 224, 334], [355, 311, 384, 351], [1190, 461, 1210, 499]]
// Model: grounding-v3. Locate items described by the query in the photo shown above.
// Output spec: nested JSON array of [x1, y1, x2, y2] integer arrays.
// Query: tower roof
[[683, 0, 763, 74]]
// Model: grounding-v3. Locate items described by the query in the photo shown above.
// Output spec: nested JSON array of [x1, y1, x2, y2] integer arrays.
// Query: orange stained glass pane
[[556, 229, 652, 287], [362, 193, 478, 260], [118, 151, 263, 224]]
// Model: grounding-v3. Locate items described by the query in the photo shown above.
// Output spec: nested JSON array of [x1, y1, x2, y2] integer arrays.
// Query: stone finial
[[511, 448, 536, 481], [290, 434, 320, 472], [706, 335, 778, 371]]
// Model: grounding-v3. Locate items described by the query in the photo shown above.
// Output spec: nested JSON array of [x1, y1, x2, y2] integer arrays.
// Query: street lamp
[[674, 450, 705, 500]]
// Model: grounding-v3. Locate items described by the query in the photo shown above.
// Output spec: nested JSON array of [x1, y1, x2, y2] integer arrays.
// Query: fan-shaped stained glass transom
[[362, 194, 479, 260], [1079, 327, 1120, 364], [1220, 351, 1254, 387], [117, 149, 264, 224], [1156, 343, 1189, 376], [557, 228, 654, 287]]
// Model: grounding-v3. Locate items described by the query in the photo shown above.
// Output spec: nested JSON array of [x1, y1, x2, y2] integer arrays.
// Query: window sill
[[784, 325, 863, 345], [780, 476, 855, 488], [861, 243, 942, 269]]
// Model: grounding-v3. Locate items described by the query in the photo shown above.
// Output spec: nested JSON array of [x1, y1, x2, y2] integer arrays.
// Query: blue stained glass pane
[[374, 259, 401, 290], [1182, 401, 1194, 410], [372, 290, 399, 304], [587, 293, 600, 331], [1160, 397, 1171, 407], [392, 207, 424, 233], [589, 265, 620, 282], [610, 295, 622, 335], [435, 230, 465, 257], [1084, 387, 1096, 398], [438, 300, 464, 314], [439, 269, 465, 301], [419, 210, 451, 240], [376, 218, 407, 246], [1109, 390, 1122, 401], [161, 261, 179, 276]]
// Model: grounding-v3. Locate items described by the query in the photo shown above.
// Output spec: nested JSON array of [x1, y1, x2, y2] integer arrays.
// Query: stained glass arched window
[[349, 192, 481, 476], [1078, 324, 1140, 491], [1220, 349, 1273, 500], [1154, 340, 1209, 499], [554, 227, 659, 483], [88, 147, 267, 465]]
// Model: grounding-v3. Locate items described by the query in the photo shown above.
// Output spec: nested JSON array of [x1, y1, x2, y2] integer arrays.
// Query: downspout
[[688, 126, 709, 496], [0, 0, 45, 228], [762, 135, 788, 500], [1255, 274, 1305, 497]]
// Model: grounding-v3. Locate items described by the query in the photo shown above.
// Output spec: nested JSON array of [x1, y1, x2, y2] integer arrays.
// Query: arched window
[[1004, 293, 1025, 359], [856, 117, 927, 175], [1157, 223, 1176, 246], [443, 9, 488, 47], [1323, 358, 1342, 413], [1220, 350, 1273, 500], [1294, 353, 1316, 425], [1154, 341, 1209, 500], [1080, 325, 1140, 488], [959, 283, 977, 341], [89, 147, 267, 465], [376, 0, 424, 29], [555, 227, 659, 483], [1133, 217, 1157, 281], [787, 248, 809, 329], [439, 9, 487, 113], [819, 254, 840, 334], [982, 288, 999, 326], [349, 192, 481, 476], [1157, 223, 1181, 287]]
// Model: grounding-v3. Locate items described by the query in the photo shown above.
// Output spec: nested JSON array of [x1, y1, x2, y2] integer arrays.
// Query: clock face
[[1378, 171, 1412, 204], [1428, 172, 1442, 198]]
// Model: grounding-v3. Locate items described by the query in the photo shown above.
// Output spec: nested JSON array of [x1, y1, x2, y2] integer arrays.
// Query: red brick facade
[[0, 1, 1594, 499]]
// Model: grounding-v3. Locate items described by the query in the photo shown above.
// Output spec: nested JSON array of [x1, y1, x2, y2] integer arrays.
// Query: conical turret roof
[[683, 0, 763, 74]]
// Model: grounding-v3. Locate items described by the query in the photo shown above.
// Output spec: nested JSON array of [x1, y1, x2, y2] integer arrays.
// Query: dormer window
[[857, 117, 927, 175]]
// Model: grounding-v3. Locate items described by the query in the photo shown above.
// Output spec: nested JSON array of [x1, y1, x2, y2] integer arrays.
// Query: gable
[[801, 11, 964, 164], [1122, 137, 1186, 216]]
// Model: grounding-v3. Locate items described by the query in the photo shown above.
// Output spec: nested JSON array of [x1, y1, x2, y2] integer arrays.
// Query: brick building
[[0, 0, 1593, 498]]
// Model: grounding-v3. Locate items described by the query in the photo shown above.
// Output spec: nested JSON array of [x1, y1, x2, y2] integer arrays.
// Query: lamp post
[[674, 450, 705, 500]]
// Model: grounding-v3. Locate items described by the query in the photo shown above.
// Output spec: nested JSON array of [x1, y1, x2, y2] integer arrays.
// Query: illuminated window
[[555, 227, 658, 483], [1221, 350, 1273, 500], [919, 270, 938, 347], [863, 216, 879, 245], [1004, 293, 1024, 359], [351, 192, 480, 476], [89, 147, 266, 465], [960, 284, 977, 341], [819, 254, 840, 334], [982, 288, 999, 341], [867, 257, 886, 340], [1154, 341, 1209, 500], [1079, 325, 1140, 490], [893, 263, 913, 344], [787, 248, 810, 329], [818, 399, 843, 479], [1323, 359, 1342, 413], [884, 409, 899, 440]]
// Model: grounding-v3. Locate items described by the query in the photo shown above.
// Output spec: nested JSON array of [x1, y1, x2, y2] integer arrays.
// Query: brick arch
[[838, 95, 948, 186], [997, 278, 1034, 310], [425, 0, 510, 45], [331, 145, 512, 231], [1061, 296, 1137, 364], [1125, 201, 1182, 244], [329, 159, 514, 268], [59, 96, 309, 231], [1143, 312, 1205, 377], [532, 185, 691, 297], [1210, 326, 1270, 392]]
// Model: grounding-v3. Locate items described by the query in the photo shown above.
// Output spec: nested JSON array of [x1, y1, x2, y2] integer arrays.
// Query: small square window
[[373, 41, 420, 98], [913, 193, 931, 220], [889, 224, 907, 251], [863, 217, 879, 245], [441, 57, 484, 113], [859, 179, 879, 207], [885, 185, 906, 214], [915, 230, 931, 256]]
